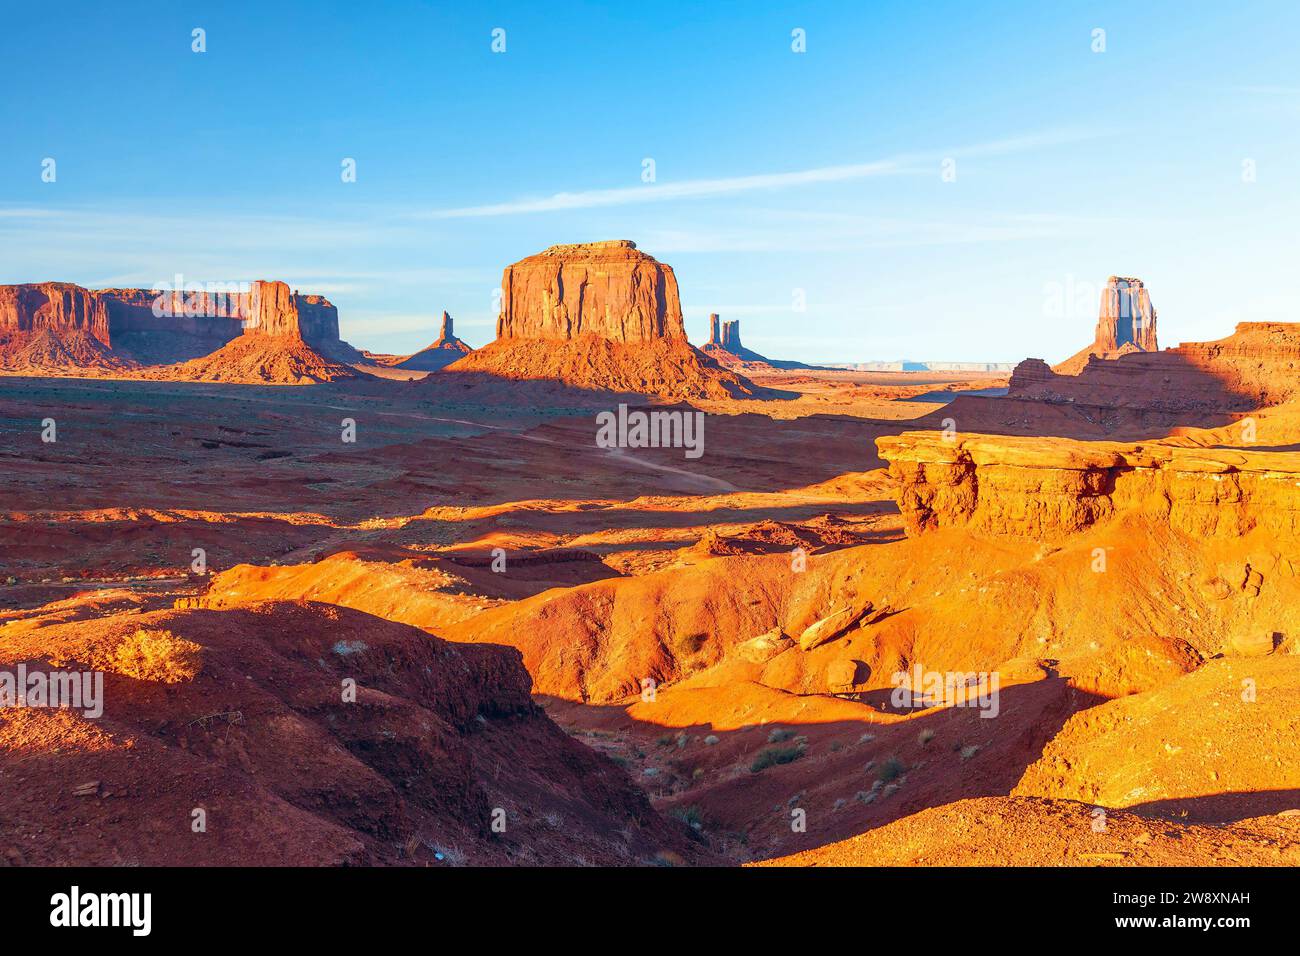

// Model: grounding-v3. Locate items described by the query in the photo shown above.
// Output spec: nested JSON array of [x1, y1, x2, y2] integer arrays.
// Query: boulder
[[736, 628, 795, 663], [799, 603, 877, 651]]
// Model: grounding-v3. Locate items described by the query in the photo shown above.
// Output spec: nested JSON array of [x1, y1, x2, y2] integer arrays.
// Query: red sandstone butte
[[445, 241, 759, 399], [496, 240, 686, 343]]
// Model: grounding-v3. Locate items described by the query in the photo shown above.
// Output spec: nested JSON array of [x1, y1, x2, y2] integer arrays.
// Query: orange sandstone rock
[[876, 430, 1300, 538]]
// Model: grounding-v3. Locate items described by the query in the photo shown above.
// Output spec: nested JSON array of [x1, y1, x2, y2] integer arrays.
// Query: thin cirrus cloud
[[416, 127, 1110, 220]]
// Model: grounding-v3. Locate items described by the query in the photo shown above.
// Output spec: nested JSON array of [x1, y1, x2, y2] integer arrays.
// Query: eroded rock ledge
[[876, 431, 1300, 538]]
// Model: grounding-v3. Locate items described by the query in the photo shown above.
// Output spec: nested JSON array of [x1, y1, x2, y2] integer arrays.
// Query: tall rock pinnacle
[[1096, 276, 1158, 352]]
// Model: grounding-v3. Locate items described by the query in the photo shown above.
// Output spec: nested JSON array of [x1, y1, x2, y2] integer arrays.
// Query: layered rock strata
[[1013, 322, 1300, 412], [446, 241, 759, 399], [496, 240, 685, 343], [876, 430, 1300, 538], [0, 279, 357, 373]]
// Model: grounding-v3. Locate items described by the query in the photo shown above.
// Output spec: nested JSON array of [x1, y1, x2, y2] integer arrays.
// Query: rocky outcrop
[[0, 279, 358, 376], [496, 240, 685, 343], [0, 600, 699, 865], [0, 282, 112, 344], [701, 317, 754, 358], [1097, 276, 1158, 352], [1014, 322, 1300, 413], [1006, 357, 1053, 391], [238, 281, 339, 343], [703, 315, 762, 360], [876, 430, 1300, 539], [396, 311, 473, 371], [1053, 276, 1159, 374], [445, 241, 760, 399], [700, 314, 828, 371]]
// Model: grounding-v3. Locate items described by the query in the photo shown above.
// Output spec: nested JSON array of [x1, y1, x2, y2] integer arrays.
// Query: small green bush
[[751, 745, 805, 773], [878, 755, 905, 783]]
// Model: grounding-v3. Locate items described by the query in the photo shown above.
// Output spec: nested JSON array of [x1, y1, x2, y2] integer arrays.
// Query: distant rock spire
[[440, 310, 453, 340], [708, 313, 720, 346], [1096, 276, 1158, 352], [721, 319, 742, 352]]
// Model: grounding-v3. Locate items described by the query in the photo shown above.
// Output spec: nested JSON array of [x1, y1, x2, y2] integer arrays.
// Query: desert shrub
[[767, 727, 794, 743], [751, 745, 805, 773], [918, 728, 936, 746], [672, 805, 704, 829], [112, 629, 202, 683], [878, 755, 905, 783]]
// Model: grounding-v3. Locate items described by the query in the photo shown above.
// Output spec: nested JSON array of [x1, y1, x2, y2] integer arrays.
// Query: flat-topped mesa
[[0, 282, 113, 344], [496, 239, 686, 343], [0, 280, 340, 345], [876, 431, 1300, 539], [0, 278, 356, 376], [1097, 276, 1158, 352]]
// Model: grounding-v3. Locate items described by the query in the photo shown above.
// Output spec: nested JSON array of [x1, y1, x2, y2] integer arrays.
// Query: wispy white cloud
[[416, 127, 1109, 219], [420, 161, 903, 219]]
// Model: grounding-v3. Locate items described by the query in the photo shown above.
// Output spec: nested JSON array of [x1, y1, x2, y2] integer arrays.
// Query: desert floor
[[3, 366, 1297, 867]]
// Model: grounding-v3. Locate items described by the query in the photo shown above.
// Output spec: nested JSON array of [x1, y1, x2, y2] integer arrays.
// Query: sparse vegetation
[[672, 805, 704, 829], [432, 843, 466, 866], [960, 744, 981, 761], [751, 745, 805, 773], [918, 728, 936, 746], [112, 628, 202, 683], [767, 727, 794, 743], [878, 755, 905, 783]]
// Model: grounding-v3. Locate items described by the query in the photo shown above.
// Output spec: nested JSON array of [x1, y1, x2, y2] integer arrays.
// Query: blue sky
[[2, 1, 1298, 362]]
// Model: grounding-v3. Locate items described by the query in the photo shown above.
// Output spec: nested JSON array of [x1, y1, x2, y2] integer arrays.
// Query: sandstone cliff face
[[0, 283, 112, 344], [877, 431, 1300, 539], [496, 240, 685, 343]]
